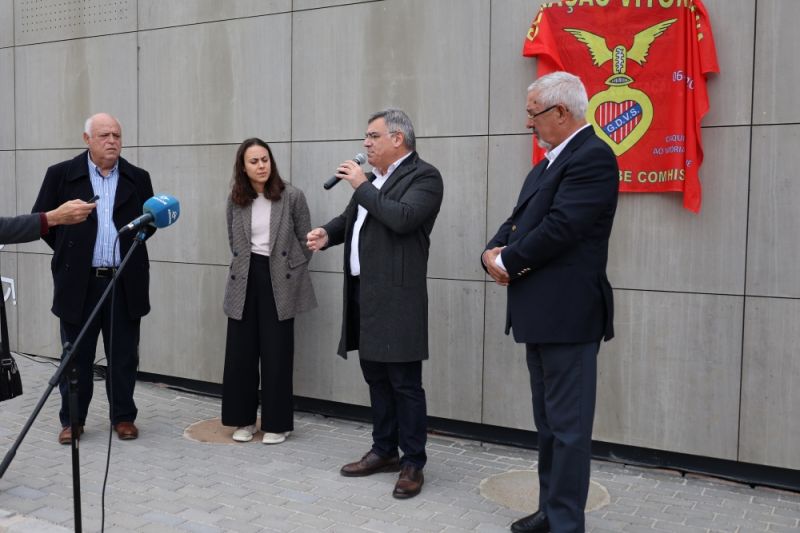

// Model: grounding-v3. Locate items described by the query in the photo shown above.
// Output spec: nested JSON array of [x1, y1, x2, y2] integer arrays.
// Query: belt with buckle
[[92, 267, 117, 278]]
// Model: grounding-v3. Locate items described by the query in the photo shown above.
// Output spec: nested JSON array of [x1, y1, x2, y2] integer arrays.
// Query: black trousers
[[59, 273, 140, 427], [526, 341, 599, 533], [350, 276, 428, 468], [222, 254, 294, 432]]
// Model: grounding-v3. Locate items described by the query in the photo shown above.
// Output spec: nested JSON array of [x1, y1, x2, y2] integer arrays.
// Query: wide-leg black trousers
[[222, 254, 294, 432]]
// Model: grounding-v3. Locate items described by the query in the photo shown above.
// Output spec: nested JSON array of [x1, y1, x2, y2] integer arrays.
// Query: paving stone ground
[[1, 354, 798, 532]]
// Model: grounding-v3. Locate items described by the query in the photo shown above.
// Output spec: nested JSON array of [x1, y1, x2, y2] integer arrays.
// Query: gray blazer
[[0, 214, 42, 245], [223, 184, 317, 321]]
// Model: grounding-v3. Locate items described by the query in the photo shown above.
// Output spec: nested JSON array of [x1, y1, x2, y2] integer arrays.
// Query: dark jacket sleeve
[[352, 165, 443, 235], [0, 214, 42, 245]]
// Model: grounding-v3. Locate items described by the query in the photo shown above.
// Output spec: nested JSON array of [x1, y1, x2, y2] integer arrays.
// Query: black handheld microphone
[[323, 153, 367, 190]]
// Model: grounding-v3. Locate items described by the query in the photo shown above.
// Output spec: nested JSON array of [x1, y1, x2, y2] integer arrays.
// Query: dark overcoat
[[32, 151, 154, 325], [486, 127, 619, 344], [323, 152, 444, 362]]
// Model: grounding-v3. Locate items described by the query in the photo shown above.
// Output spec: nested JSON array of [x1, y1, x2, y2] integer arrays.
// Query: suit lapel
[[511, 126, 596, 215], [512, 159, 549, 216], [378, 152, 417, 196]]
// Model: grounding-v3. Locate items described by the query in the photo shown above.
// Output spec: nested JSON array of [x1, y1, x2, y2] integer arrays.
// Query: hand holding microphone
[[118, 194, 181, 235], [323, 153, 367, 190]]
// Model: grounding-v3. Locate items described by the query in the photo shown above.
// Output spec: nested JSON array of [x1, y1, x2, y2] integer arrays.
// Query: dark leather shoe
[[114, 421, 139, 440], [510, 510, 549, 533], [58, 425, 84, 445], [392, 464, 424, 499], [340, 450, 400, 477]]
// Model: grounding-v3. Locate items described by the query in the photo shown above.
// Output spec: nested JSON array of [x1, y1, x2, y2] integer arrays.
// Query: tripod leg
[[67, 356, 83, 533]]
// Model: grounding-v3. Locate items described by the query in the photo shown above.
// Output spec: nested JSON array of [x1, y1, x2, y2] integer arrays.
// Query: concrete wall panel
[[595, 290, 742, 459], [136, 144, 291, 266], [138, 16, 291, 146], [607, 126, 749, 294], [740, 297, 800, 470], [294, 0, 374, 11], [15, 252, 61, 357], [0, 151, 15, 221], [14, 34, 138, 150], [423, 279, 484, 422], [292, 0, 490, 141], [138, 0, 290, 30], [138, 262, 226, 382], [294, 271, 370, 407], [14, 0, 135, 46], [702, 0, 754, 127], [423, 137, 487, 281], [753, 0, 800, 124], [481, 282, 531, 430], [0, 0, 12, 48], [747, 125, 800, 298], [489, 0, 546, 135], [0, 49, 13, 149]]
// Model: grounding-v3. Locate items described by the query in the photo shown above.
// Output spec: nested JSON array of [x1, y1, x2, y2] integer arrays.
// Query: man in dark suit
[[307, 108, 443, 499], [483, 72, 618, 533], [1, 200, 96, 245], [32, 112, 154, 445]]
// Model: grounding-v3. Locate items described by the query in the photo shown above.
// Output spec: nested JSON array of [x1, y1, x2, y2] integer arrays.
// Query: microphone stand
[[0, 227, 153, 533]]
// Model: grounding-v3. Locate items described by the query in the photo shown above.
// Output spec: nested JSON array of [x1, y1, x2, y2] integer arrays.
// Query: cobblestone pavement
[[1, 355, 798, 532]]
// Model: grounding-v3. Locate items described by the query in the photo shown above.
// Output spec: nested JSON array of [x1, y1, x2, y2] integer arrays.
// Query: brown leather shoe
[[114, 421, 138, 440], [392, 464, 424, 499], [58, 425, 84, 445], [340, 450, 400, 477]]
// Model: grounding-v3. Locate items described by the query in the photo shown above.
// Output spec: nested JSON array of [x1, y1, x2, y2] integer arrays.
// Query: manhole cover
[[184, 417, 262, 444], [480, 470, 610, 512]]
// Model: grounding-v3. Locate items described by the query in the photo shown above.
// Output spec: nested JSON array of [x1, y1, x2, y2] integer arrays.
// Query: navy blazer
[[486, 126, 619, 344], [32, 151, 154, 325]]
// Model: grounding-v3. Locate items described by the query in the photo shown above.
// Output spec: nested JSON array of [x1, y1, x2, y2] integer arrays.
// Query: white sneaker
[[232, 424, 257, 442], [262, 431, 290, 444]]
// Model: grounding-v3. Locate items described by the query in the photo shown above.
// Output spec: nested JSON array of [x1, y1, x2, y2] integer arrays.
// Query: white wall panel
[[14, 34, 138, 149], [138, 0, 290, 30], [138, 15, 291, 146]]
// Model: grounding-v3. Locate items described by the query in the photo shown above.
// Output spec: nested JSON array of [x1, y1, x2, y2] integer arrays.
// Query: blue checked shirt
[[87, 154, 121, 267]]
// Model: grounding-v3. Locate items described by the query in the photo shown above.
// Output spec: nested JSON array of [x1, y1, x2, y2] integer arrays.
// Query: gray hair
[[84, 114, 122, 137], [527, 71, 588, 120], [368, 108, 416, 151]]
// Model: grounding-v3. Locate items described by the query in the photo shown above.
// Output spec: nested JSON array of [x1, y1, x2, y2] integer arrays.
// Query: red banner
[[523, 0, 718, 212]]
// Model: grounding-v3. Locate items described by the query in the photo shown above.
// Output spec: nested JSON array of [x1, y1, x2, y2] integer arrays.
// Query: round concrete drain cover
[[184, 417, 263, 444], [480, 470, 609, 513]]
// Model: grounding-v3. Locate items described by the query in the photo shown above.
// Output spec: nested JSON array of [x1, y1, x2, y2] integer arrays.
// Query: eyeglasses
[[364, 131, 399, 140], [527, 105, 559, 120]]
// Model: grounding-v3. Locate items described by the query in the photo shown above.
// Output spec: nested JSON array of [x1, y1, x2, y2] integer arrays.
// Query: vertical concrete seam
[[480, 0, 493, 427], [737, 0, 760, 463]]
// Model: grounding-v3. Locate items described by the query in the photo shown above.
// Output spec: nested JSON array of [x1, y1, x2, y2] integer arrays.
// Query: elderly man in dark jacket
[[32, 112, 154, 445], [307, 108, 443, 499]]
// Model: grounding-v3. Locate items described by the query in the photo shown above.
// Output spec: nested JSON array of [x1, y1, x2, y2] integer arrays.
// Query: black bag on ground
[[0, 288, 22, 401]]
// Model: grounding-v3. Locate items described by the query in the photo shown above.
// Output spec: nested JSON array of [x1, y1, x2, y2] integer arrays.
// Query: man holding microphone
[[307, 108, 443, 499]]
